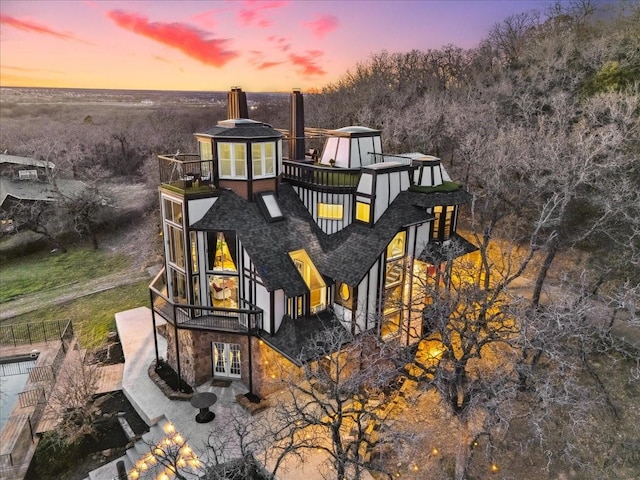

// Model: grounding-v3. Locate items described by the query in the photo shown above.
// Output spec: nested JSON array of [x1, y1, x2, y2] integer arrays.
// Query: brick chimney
[[289, 89, 305, 160], [227, 87, 249, 119]]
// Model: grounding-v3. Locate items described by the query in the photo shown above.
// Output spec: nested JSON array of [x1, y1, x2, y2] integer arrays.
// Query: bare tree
[[264, 328, 406, 480], [4, 197, 68, 252], [44, 348, 100, 443]]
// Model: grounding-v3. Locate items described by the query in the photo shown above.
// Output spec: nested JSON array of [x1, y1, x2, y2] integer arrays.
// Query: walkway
[[89, 307, 372, 480]]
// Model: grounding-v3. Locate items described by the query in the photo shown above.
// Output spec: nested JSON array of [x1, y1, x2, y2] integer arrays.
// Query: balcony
[[282, 160, 361, 193], [158, 153, 215, 194], [149, 269, 263, 333]]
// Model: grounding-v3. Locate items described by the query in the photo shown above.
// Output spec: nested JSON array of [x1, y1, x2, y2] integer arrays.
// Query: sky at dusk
[[1, 0, 559, 93]]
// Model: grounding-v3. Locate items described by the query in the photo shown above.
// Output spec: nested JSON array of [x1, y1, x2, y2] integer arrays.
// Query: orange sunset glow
[[1, 0, 558, 92]]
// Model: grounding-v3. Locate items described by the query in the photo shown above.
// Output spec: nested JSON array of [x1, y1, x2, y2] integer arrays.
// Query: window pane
[[234, 144, 246, 177], [170, 268, 187, 303], [169, 225, 184, 267], [209, 275, 238, 307], [265, 142, 275, 174], [199, 140, 213, 161], [163, 199, 173, 221], [208, 231, 237, 272], [220, 158, 232, 176], [356, 202, 370, 222], [318, 203, 343, 220], [190, 231, 198, 273], [219, 143, 232, 178], [387, 231, 406, 259], [253, 143, 263, 178]]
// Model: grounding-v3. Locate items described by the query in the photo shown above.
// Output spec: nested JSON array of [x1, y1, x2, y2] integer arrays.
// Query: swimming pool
[[0, 357, 37, 432]]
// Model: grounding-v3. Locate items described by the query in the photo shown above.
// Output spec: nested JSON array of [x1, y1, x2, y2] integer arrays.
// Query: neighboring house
[[149, 89, 475, 398], [0, 154, 86, 232]]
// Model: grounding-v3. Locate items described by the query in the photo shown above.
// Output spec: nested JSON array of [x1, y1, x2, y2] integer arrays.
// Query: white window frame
[[218, 142, 247, 179], [251, 141, 276, 179], [213, 342, 242, 378]]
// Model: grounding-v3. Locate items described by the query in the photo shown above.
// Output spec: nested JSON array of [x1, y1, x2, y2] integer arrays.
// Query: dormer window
[[219, 143, 246, 179]]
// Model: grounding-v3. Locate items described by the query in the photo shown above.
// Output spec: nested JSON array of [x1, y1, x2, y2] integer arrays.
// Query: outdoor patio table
[[190, 391, 217, 423]]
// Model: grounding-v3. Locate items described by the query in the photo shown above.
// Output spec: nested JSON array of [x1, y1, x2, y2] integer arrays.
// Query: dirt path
[[0, 269, 152, 322]]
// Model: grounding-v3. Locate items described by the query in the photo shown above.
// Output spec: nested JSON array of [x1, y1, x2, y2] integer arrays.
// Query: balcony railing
[[149, 269, 263, 333], [282, 160, 361, 193], [158, 154, 215, 193]]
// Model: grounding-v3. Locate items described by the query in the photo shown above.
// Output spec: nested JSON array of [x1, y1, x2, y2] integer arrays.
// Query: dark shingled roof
[[198, 120, 283, 140], [260, 312, 350, 365], [418, 233, 478, 264], [192, 183, 470, 296]]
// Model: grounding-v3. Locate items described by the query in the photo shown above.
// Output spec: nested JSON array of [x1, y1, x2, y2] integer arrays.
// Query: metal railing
[[28, 365, 55, 383], [0, 359, 36, 377], [0, 319, 71, 347], [158, 154, 215, 192], [149, 269, 263, 333], [282, 160, 361, 193], [18, 388, 46, 408]]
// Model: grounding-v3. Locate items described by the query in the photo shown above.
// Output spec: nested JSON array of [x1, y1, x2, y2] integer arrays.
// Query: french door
[[212, 342, 242, 378]]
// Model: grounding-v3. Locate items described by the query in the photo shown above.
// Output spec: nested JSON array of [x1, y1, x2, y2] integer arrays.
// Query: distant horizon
[[1, 85, 294, 94], [1, 0, 561, 92]]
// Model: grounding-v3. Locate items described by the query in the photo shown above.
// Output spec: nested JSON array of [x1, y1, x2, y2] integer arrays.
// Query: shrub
[[33, 431, 80, 477]]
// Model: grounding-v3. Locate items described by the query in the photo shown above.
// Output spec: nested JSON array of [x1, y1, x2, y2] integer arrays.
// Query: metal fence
[[0, 319, 72, 347], [0, 359, 36, 377]]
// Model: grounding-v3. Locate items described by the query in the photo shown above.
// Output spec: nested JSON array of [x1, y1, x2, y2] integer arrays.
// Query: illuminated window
[[356, 202, 371, 223], [252, 142, 276, 179], [218, 142, 246, 179], [207, 231, 237, 272], [387, 231, 406, 259], [335, 282, 354, 309], [199, 140, 212, 160], [213, 342, 241, 378], [318, 203, 344, 220], [190, 231, 198, 273], [199, 140, 213, 180], [289, 249, 327, 314], [432, 206, 455, 241]]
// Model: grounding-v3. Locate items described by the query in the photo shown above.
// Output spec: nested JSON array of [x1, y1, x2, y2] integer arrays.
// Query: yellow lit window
[[318, 203, 344, 220], [356, 202, 371, 223], [387, 231, 406, 259]]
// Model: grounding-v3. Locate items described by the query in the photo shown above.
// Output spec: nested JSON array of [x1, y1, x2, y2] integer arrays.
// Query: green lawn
[[6, 280, 150, 349], [0, 247, 130, 303]]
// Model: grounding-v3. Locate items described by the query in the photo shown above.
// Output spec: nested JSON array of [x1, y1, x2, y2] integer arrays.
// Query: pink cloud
[[303, 14, 338, 39], [191, 9, 220, 29], [258, 61, 284, 70], [267, 35, 291, 52], [0, 14, 86, 42], [106, 10, 238, 67], [237, 0, 288, 28], [289, 50, 325, 77], [248, 50, 283, 70]]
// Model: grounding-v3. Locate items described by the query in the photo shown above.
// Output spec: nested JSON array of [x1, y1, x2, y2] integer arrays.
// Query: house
[[0, 153, 86, 233], [149, 88, 475, 398]]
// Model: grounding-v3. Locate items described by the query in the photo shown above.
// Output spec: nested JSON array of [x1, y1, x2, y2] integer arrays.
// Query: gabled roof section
[[192, 184, 433, 294], [0, 177, 87, 206], [0, 153, 55, 170]]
